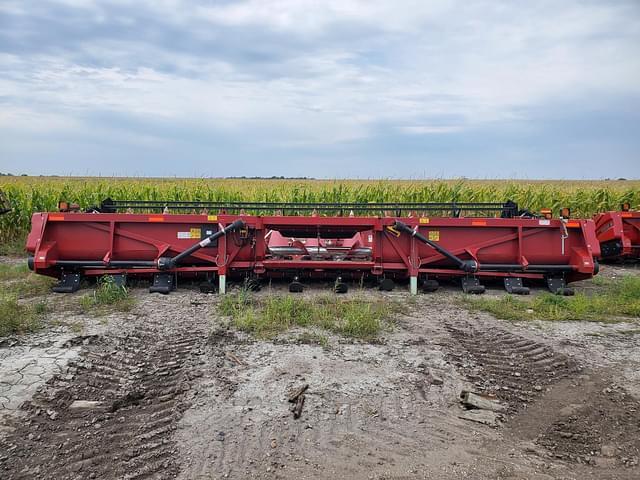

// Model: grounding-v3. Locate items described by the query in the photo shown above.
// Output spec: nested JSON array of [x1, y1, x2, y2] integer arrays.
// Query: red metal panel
[[25, 211, 600, 284], [594, 210, 640, 260]]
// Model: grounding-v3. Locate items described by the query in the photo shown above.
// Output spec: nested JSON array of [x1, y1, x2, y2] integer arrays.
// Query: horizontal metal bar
[[104, 200, 512, 207], [106, 205, 514, 211], [478, 264, 574, 272], [54, 260, 157, 268], [100, 199, 520, 217], [52, 261, 574, 274]]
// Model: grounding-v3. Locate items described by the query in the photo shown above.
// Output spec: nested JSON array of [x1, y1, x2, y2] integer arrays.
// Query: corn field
[[1, 176, 639, 246]]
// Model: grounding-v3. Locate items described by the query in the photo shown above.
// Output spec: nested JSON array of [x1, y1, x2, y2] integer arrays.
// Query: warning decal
[[178, 228, 203, 240], [428, 230, 440, 241]]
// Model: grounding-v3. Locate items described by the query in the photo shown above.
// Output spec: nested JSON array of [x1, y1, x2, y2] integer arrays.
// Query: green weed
[[0, 264, 56, 298], [81, 276, 134, 313], [218, 292, 395, 339], [296, 331, 329, 348], [0, 295, 44, 336], [0, 263, 30, 280], [463, 276, 640, 322]]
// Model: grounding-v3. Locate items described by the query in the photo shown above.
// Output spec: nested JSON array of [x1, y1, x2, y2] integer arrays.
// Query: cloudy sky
[[1, 0, 639, 178]]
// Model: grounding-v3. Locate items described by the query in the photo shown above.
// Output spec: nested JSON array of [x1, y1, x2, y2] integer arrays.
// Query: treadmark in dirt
[[445, 320, 578, 412], [534, 375, 640, 467], [446, 314, 640, 472], [0, 315, 206, 480], [1, 283, 639, 479]]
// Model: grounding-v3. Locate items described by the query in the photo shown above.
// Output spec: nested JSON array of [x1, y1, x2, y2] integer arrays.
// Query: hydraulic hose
[[158, 219, 245, 270], [393, 220, 478, 273]]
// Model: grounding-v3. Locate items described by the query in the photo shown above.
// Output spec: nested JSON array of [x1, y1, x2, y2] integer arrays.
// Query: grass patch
[[0, 263, 56, 298], [295, 331, 329, 348], [4, 275, 56, 297], [0, 295, 46, 336], [463, 275, 640, 322], [591, 275, 614, 286], [218, 292, 396, 339], [0, 263, 30, 280], [80, 276, 134, 313], [0, 237, 27, 256]]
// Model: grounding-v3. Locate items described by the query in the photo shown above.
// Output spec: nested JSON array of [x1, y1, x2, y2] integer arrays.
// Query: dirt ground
[[1, 258, 639, 480]]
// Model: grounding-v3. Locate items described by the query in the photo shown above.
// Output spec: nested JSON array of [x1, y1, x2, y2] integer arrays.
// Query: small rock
[[558, 404, 582, 417], [534, 385, 542, 392], [458, 409, 502, 427], [595, 456, 616, 468], [69, 400, 103, 410], [215, 431, 225, 442], [522, 442, 545, 456], [601, 445, 616, 458]]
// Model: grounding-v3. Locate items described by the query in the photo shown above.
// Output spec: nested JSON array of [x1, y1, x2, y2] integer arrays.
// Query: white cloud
[[195, 0, 453, 34], [399, 126, 463, 135], [2, 0, 640, 153]]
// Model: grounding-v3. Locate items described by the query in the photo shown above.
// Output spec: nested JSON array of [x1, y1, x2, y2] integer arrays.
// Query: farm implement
[[25, 199, 600, 295], [594, 203, 640, 261]]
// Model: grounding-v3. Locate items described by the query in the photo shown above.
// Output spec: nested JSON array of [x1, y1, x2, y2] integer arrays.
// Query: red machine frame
[[26, 208, 600, 295], [594, 208, 640, 260]]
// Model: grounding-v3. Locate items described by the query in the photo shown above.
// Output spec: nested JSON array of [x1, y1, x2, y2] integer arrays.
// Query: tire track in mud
[[176, 330, 477, 480], [0, 320, 206, 480], [445, 320, 579, 412]]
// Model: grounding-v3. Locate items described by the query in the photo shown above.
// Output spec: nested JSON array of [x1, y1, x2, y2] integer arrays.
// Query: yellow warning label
[[419, 218, 429, 224], [190, 228, 201, 239], [428, 230, 440, 241], [386, 226, 401, 237], [207, 215, 218, 222]]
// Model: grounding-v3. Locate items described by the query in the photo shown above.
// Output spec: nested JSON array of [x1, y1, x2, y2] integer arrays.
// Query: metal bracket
[[378, 278, 395, 291], [199, 278, 217, 294], [334, 277, 348, 294], [52, 272, 81, 293], [504, 277, 530, 295], [461, 277, 485, 294], [600, 240, 622, 258], [547, 277, 574, 296], [109, 274, 127, 288], [244, 277, 262, 292], [421, 278, 440, 292], [289, 276, 304, 293], [199, 273, 218, 294], [149, 273, 176, 294]]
